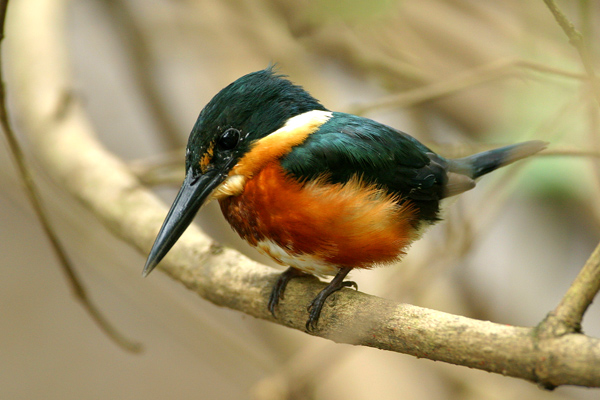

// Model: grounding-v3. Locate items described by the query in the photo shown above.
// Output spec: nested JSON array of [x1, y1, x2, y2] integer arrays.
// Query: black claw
[[268, 266, 355, 330], [268, 267, 306, 317], [306, 293, 327, 331], [305, 267, 353, 332]]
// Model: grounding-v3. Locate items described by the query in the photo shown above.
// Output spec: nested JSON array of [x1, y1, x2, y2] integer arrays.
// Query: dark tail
[[448, 140, 547, 179]]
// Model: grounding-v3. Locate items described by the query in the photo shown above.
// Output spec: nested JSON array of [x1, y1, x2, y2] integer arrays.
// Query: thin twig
[[541, 241, 600, 335], [348, 58, 585, 116], [542, 0, 600, 187], [101, 0, 184, 150], [543, 0, 600, 107], [128, 149, 185, 186], [540, 0, 600, 334], [0, 0, 141, 353], [514, 59, 587, 80], [348, 58, 516, 115]]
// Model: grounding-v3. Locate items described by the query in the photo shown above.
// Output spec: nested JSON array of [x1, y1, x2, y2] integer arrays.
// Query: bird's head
[[143, 67, 328, 276]]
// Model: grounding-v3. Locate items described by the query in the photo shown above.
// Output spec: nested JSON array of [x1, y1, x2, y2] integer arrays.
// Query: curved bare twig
[[0, 0, 141, 353]]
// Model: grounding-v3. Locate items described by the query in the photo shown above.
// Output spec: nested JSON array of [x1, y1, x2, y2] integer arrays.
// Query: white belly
[[255, 240, 341, 276]]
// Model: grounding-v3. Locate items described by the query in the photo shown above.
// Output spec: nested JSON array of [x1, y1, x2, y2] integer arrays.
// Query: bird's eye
[[217, 128, 241, 150]]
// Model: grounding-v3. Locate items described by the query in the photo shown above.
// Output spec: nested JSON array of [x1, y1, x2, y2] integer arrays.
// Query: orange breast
[[219, 162, 418, 269]]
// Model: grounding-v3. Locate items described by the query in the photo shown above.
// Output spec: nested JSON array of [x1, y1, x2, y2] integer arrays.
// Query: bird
[[142, 67, 546, 331]]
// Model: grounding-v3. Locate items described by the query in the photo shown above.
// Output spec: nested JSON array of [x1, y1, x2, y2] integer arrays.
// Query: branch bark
[[539, 242, 600, 336], [0, 0, 141, 353], [8, 0, 600, 389]]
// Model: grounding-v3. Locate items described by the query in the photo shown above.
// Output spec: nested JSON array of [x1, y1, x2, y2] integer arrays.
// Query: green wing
[[280, 112, 449, 222]]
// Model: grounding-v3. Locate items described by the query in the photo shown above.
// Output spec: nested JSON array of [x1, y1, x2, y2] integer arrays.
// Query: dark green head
[[143, 67, 327, 276], [186, 67, 327, 179]]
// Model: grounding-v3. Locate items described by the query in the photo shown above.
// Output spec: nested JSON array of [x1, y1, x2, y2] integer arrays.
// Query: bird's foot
[[268, 267, 308, 317], [305, 267, 354, 332]]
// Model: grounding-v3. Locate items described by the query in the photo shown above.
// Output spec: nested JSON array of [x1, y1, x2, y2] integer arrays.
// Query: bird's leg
[[306, 267, 356, 331], [268, 267, 309, 317]]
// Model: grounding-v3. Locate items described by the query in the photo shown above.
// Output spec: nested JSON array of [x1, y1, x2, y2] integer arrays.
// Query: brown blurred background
[[2, 0, 600, 399]]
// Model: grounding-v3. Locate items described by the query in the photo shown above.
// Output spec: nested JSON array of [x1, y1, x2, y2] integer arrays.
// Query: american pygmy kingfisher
[[143, 67, 546, 331]]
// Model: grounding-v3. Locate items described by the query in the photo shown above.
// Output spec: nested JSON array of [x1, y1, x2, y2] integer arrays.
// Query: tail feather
[[448, 140, 547, 180]]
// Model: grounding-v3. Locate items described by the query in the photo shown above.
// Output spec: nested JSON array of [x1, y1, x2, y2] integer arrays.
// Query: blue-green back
[[281, 113, 448, 222]]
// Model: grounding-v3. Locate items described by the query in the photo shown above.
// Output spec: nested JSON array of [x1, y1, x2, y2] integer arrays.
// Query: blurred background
[[2, 0, 600, 399]]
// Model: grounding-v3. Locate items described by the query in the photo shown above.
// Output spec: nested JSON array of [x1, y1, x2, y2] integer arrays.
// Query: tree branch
[[0, 0, 141, 353], [8, 0, 600, 389], [539, 242, 600, 335], [101, 0, 185, 150], [543, 0, 600, 107], [347, 58, 586, 116]]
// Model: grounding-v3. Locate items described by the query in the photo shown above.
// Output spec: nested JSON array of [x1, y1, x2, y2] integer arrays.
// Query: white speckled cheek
[[255, 240, 340, 277]]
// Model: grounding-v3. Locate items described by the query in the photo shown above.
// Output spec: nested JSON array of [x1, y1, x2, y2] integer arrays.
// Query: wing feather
[[281, 112, 449, 221]]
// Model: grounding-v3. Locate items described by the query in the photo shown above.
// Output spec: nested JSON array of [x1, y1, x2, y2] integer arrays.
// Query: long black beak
[[142, 168, 226, 277]]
